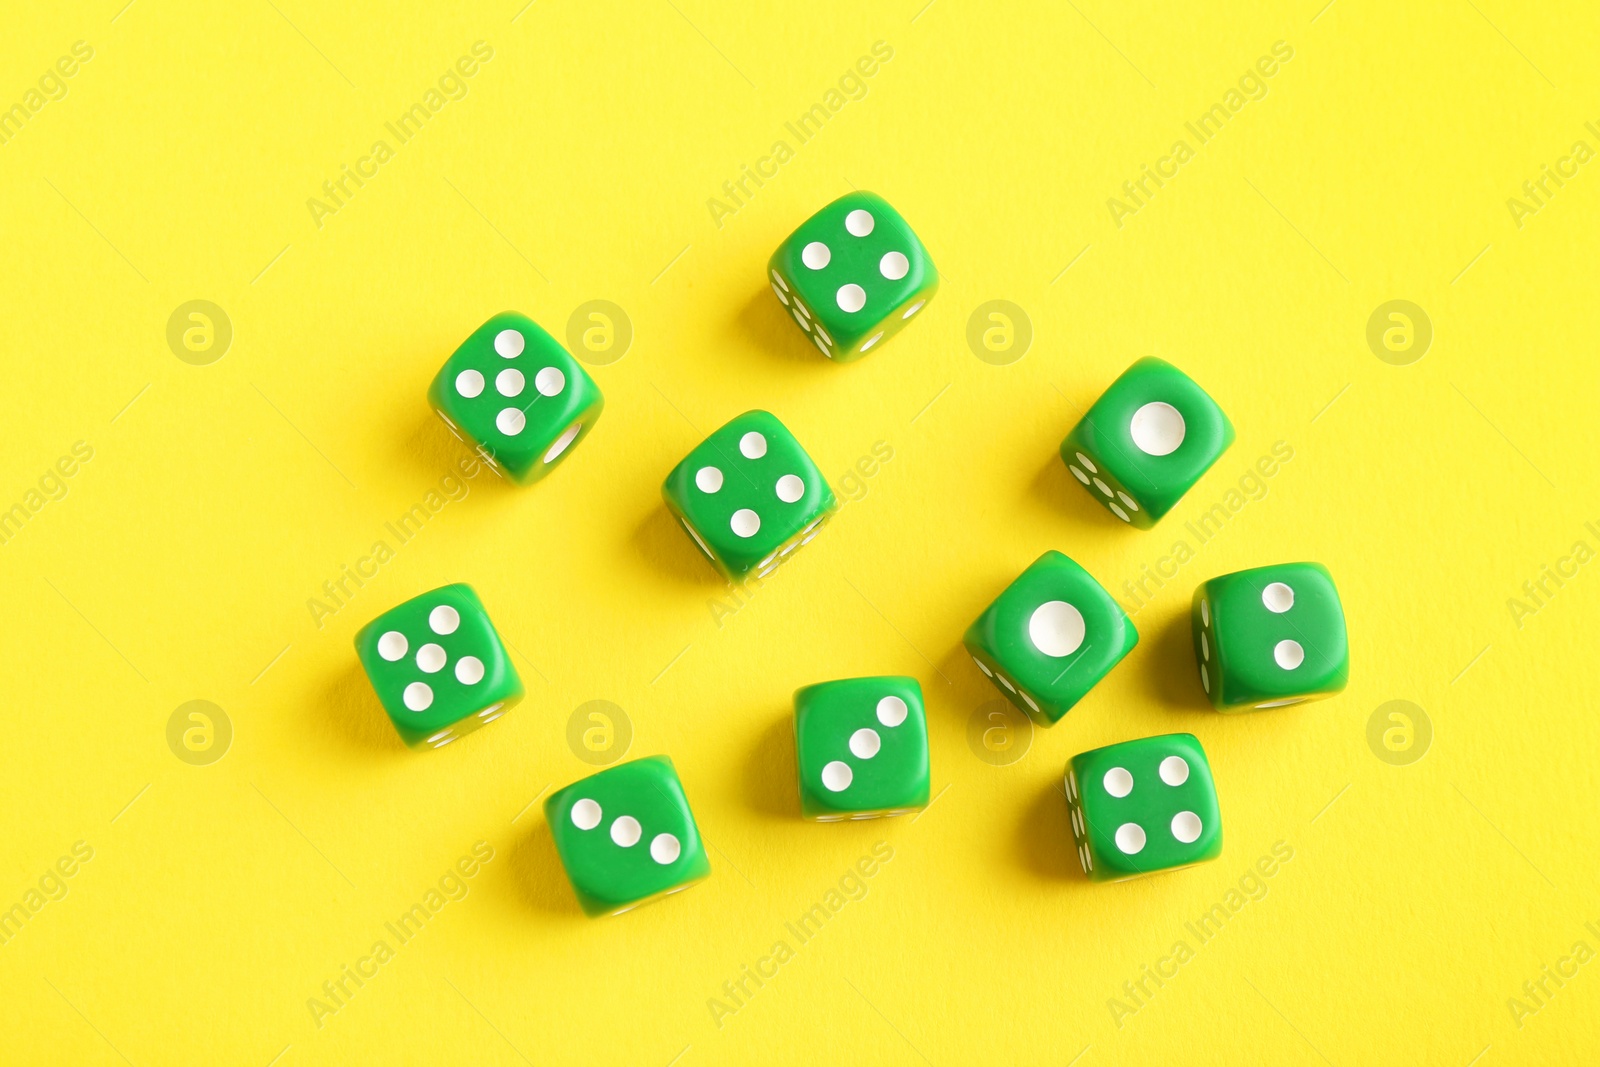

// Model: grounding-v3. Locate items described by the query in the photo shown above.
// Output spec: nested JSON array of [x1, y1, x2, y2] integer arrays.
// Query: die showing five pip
[[428, 311, 604, 483], [342, 194, 1351, 917]]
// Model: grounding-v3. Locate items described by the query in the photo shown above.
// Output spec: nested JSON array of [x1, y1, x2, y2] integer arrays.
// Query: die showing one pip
[[1192, 562, 1349, 712], [428, 311, 604, 484], [545, 756, 711, 917], [964, 551, 1138, 726], [662, 409, 836, 581], [768, 191, 937, 362], [1066, 732, 1222, 882], [1059, 357, 1233, 527], [354, 583, 522, 749], [794, 676, 930, 821]]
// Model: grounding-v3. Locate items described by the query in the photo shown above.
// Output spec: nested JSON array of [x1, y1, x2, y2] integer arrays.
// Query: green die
[[427, 311, 604, 484], [768, 191, 938, 362], [964, 551, 1138, 726], [1066, 733, 1222, 882], [545, 756, 711, 917], [1059, 357, 1234, 528], [353, 583, 523, 749], [662, 410, 836, 581], [1192, 562, 1350, 712], [794, 677, 930, 821]]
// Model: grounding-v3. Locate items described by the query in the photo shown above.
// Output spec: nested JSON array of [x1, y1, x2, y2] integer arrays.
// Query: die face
[[794, 676, 930, 820], [662, 410, 836, 580], [354, 583, 523, 748], [544, 756, 711, 917], [1060, 358, 1234, 526], [1194, 562, 1349, 712], [1067, 733, 1222, 882], [768, 191, 938, 361], [427, 311, 604, 484], [963, 551, 1138, 726]]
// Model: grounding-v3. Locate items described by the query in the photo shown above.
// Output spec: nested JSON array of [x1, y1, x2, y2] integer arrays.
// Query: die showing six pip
[[347, 190, 1350, 915]]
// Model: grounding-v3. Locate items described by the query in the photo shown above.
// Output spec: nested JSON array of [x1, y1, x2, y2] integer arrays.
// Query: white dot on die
[[429, 605, 460, 634], [1201, 632, 1210, 660], [650, 833, 681, 865], [494, 329, 524, 358], [837, 283, 866, 313], [849, 728, 881, 759], [535, 367, 565, 396], [902, 301, 924, 319], [610, 816, 642, 847], [1201, 664, 1210, 692], [496, 408, 525, 435], [776, 474, 804, 502], [1115, 823, 1147, 854], [495, 368, 524, 397], [877, 695, 908, 726], [771, 281, 789, 305], [415, 643, 446, 673], [1093, 477, 1114, 498], [1118, 492, 1140, 512], [544, 424, 581, 463], [1275, 639, 1305, 670], [1103, 767, 1133, 798], [1160, 756, 1190, 786], [880, 251, 909, 279], [1130, 401, 1187, 456], [771, 270, 788, 292], [455, 369, 484, 398], [1109, 503, 1131, 522], [1262, 582, 1295, 613], [377, 631, 407, 661], [792, 308, 809, 332], [571, 798, 601, 830], [696, 466, 724, 493], [455, 656, 484, 684], [860, 332, 884, 352], [802, 241, 831, 269], [1201, 598, 1211, 626], [730, 509, 760, 537], [1171, 811, 1202, 843], [740, 432, 767, 458], [1075, 452, 1098, 474], [845, 208, 874, 236], [972, 655, 993, 677], [403, 682, 433, 711], [1029, 601, 1086, 658], [821, 760, 853, 792], [1068, 466, 1089, 486]]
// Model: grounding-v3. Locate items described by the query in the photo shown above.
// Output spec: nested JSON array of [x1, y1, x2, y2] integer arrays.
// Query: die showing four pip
[[343, 196, 1349, 915], [768, 191, 938, 361], [662, 409, 836, 582]]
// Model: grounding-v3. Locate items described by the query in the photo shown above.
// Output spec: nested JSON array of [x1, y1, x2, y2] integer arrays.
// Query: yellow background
[[3, 0, 1598, 1063]]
